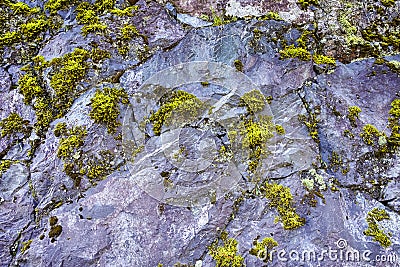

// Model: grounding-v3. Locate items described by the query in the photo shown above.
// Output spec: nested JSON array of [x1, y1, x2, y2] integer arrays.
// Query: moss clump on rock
[[49, 48, 91, 115], [234, 59, 244, 72], [81, 23, 108, 37], [20, 18, 48, 40], [56, 124, 87, 186], [263, 182, 305, 230], [48, 224, 62, 239], [0, 160, 14, 178], [380, 0, 395, 7], [120, 24, 139, 40], [364, 208, 391, 248], [110, 5, 138, 17], [149, 90, 204, 135], [0, 31, 21, 48], [18, 73, 44, 105], [388, 99, 400, 146], [94, 0, 116, 13], [239, 90, 266, 114], [275, 125, 285, 135], [208, 232, 244, 267], [89, 87, 129, 134], [258, 11, 282, 21], [298, 112, 320, 143], [298, 0, 319, 9], [0, 113, 29, 137], [360, 124, 381, 145], [9, 2, 40, 15], [280, 45, 311, 61], [347, 106, 361, 127], [249, 237, 278, 262], [45, 0, 77, 15], [240, 116, 275, 173], [57, 126, 87, 159], [313, 54, 336, 66], [20, 239, 32, 254]]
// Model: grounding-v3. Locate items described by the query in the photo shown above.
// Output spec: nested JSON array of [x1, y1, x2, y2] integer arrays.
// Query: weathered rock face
[[1, 0, 400, 267]]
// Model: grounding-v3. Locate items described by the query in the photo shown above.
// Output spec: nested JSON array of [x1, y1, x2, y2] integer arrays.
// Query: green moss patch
[[239, 89, 266, 114], [149, 90, 204, 136], [49, 48, 91, 114], [298, 0, 319, 9], [263, 182, 305, 230], [360, 124, 382, 146], [347, 106, 361, 127], [89, 87, 129, 134], [57, 125, 87, 159], [0, 113, 30, 138], [249, 237, 278, 262], [0, 159, 16, 178], [208, 232, 244, 267], [364, 208, 391, 248]]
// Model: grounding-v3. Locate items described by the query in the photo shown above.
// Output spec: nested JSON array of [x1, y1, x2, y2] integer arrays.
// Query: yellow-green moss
[[110, 5, 138, 16], [0, 113, 28, 137], [347, 106, 361, 127], [20, 240, 32, 254], [9, 2, 40, 15], [208, 233, 244, 267], [364, 208, 391, 248], [263, 182, 305, 230], [360, 124, 381, 145], [149, 90, 204, 135], [49, 48, 91, 115], [45, 0, 77, 15], [298, 0, 318, 9], [258, 11, 282, 21], [298, 112, 320, 143], [338, 9, 365, 46], [237, 113, 275, 173], [120, 24, 139, 40], [380, 0, 395, 7], [89, 87, 129, 134], [388, 99, 400, 145], [90, 47, 111, 63], [234, 59, 243, 72], [249, 237, 278, 262], [0, 31, 21, 47], [57, 126, 87, 159], [76, 8, 98, 25], [313, 54, 336, 66], [32, 55, 49, 72], [33, 97, 53, 133], [275, 125, 285, 135], [54, 122, 67, 137], [20, 18, 48, 40], [81, 23, 108, 36], [242, 117, 274, 149], [239, 90, 266, 114], [0, 160, 13, 177], [386, 60, 400, 74], [18, 73, 44, 105], [279, 45, 311, 61], [94, 0, 115, 13]]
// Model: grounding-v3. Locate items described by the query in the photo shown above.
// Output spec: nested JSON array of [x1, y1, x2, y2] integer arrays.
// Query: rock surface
[[1, 0, 400, 267]]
